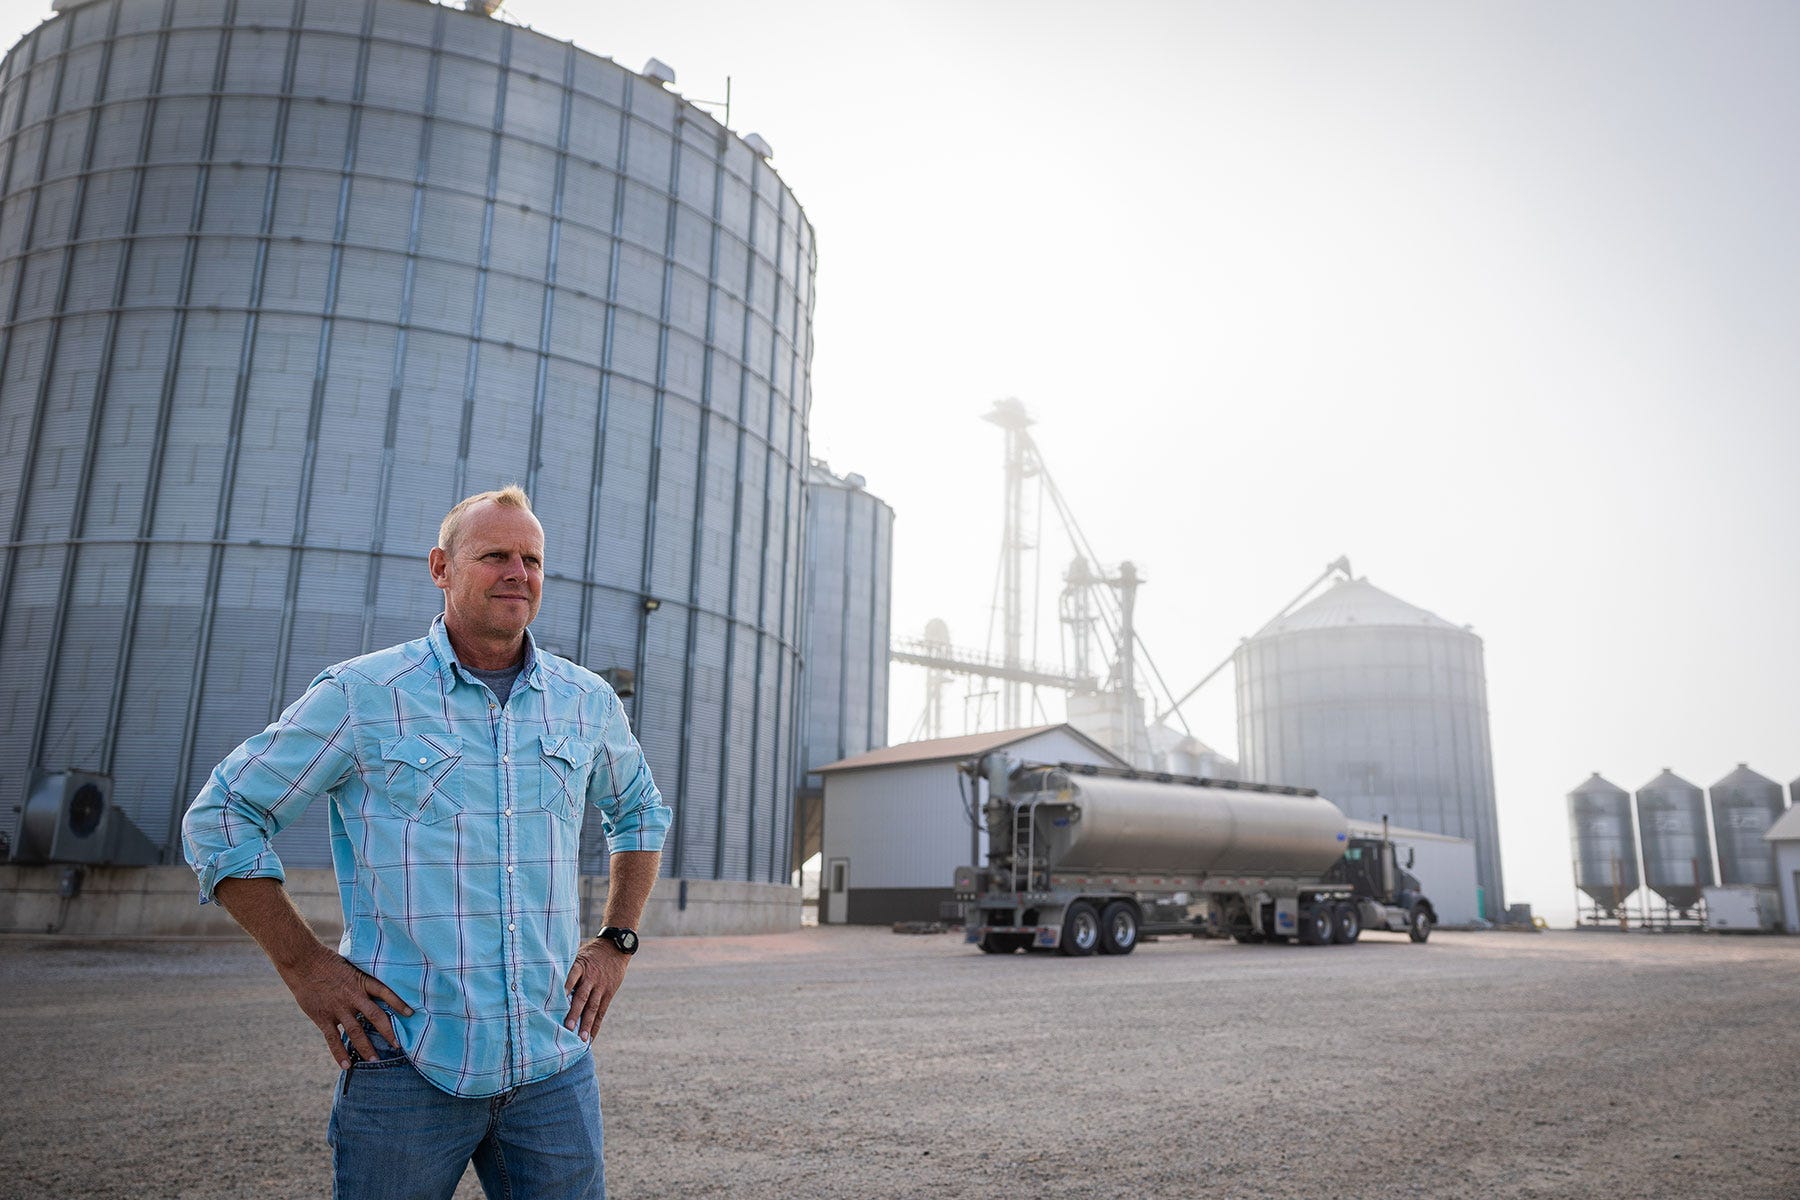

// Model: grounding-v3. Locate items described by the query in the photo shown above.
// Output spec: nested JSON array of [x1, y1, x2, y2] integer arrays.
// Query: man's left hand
[[562, 938, 629, 1042]]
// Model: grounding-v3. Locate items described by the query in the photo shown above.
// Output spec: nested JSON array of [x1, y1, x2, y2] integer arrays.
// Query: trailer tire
[[1331, 902, 1362, 945], [1408, 905, 1432, 943], [978, 932, 1018, 954], [1059, 902, 1101, 956], [1298, 904, 1331, 945], [1099, 901, 1139, 955]]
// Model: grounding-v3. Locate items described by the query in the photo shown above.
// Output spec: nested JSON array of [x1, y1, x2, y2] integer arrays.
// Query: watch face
[[617, 930, 638, 952]]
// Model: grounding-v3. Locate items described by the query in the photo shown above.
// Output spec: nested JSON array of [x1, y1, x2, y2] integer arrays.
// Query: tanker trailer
[[952, 756, 1436, 955]]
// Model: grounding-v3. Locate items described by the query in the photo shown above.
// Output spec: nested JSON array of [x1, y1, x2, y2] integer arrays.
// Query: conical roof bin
[[1568, 774, 1637, 913], [1635, 770, 1713, 913]]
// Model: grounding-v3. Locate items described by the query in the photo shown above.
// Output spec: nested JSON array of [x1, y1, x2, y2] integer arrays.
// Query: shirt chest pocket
[[378, 734, 465, 824], [538, 734, 597, 821]]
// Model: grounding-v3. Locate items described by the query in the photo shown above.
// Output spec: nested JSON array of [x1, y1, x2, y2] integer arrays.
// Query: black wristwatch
[[595, 926, 639, 955]]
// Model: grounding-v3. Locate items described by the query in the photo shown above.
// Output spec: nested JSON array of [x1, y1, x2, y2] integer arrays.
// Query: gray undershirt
[[465, 662, 524, 706]]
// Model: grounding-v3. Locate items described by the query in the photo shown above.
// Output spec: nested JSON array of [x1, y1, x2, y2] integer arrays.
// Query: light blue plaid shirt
[[183, 616, 670, 1098]]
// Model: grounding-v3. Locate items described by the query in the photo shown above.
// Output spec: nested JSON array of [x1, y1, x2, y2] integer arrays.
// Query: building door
[[826, 858, 849, 924]]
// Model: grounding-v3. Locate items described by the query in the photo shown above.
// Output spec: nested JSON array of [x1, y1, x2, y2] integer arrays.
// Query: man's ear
[[429, 546, 450, 590]]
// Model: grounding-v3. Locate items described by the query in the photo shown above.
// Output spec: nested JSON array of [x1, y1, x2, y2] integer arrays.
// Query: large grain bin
[[0, 0, 814, 892], [1234, 575, 1503, 920], [797, 459, 893, 788]]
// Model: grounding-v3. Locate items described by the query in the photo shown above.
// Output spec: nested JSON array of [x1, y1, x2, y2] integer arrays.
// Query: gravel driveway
[[2, 927, 1796, 1199]]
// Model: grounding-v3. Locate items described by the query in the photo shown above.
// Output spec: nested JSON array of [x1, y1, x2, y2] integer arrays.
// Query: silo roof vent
[[743, 132, 775, 160], [642, 57, 677, 86]]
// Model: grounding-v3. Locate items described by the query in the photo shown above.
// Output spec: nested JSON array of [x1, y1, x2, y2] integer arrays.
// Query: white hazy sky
[[6, 1, 1796, 923]]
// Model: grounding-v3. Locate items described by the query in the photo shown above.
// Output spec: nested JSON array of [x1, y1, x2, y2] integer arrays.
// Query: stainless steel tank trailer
[[953, 755, 1437, 955]]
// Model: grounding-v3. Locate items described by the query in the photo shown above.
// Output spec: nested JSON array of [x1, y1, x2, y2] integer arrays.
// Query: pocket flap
[[539, 733, 596, 767], [381, 733, 462, 771]]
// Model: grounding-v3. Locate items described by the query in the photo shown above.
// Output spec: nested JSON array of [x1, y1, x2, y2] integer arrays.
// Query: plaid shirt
[[183, 616, 670, 1098]]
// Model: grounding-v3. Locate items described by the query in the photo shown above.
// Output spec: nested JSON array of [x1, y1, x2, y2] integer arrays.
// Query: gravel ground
[[2, 927, 1797, 1200]]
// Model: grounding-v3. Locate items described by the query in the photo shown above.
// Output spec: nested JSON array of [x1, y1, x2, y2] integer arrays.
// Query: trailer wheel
[[1408, 905, 1432, 943], [1331, 902, 1362, 945], [1298, 904, 1331, 945], [1099, 901, 1139, 955], [1059, 902, 1101, 956]]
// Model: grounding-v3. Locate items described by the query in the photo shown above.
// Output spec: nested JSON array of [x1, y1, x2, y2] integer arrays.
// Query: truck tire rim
[[1110, 912, 1136, 948], [1074, 913, 1098, 950]]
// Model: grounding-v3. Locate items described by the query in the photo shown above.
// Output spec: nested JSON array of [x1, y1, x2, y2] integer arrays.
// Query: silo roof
[[1710, 762, 1779, 791], [1259, 577, 1463, 636]]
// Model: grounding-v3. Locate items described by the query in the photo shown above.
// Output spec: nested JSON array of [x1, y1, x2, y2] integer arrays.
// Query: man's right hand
[[278, 946, 415, 1069], [210, 877, 415, 1071]]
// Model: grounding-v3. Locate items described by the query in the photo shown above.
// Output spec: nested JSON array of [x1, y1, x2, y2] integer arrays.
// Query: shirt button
[[502, 754, 510, 763], [504, 808, 513, 817], [418, 757, 427, 765], [507, 865, 514, 873], [508, 923, 516, 931]]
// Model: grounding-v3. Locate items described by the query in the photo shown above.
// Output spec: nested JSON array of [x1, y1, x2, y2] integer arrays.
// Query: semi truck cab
[[1323, 836, 1436, 942]]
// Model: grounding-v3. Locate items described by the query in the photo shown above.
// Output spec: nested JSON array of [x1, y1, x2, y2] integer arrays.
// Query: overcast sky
[[6, 1, 1796, 922]]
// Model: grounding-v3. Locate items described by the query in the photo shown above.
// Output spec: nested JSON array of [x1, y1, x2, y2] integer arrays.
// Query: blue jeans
[[327, 1029, 605, 1200]]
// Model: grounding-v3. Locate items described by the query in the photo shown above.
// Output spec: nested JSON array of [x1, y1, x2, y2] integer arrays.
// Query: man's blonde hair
[[437, 484, 534, 555]]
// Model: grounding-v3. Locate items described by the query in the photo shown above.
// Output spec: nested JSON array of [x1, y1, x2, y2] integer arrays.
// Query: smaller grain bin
[[1709, 764, 1785, 888], [1635, 770, 1714, 914], [1568, 774, 1637, 914]]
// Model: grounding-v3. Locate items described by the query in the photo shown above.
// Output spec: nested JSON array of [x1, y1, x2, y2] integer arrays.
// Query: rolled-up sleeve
[[182, 672, 357, 904], [591, 694, 671, 854]]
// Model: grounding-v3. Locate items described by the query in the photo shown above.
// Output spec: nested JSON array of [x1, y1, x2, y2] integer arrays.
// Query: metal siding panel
[[647, 416, 697, 600], [309, 320, 394, 544], [501, 75, 561, 145], [464, 342, 534, 486], [225, 313, 316, 541], [594, 376, 650, 590], [292, 31, 360, 101], [23, 314, 107, 538], [487, 205, 550, 277], [681, 612, 726, 878], [560, 161, 616, 241], [533, 358, 599, 561], [371, 1, 437, 47], [722, 622, 756, 879], [0, 546, 63, 835]]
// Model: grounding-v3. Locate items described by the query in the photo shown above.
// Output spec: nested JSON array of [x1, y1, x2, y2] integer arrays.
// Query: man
[[184, 485, 670, 1200]]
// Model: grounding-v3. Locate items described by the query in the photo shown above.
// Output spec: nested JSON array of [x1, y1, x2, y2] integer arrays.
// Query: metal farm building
[[0, 0, 817, 900]]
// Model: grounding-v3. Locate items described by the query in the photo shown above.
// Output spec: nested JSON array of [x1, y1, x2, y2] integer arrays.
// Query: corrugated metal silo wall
[[798, 478, 892, 784], [1234, 624, 1505, 920], [0, 0, 813, 884]]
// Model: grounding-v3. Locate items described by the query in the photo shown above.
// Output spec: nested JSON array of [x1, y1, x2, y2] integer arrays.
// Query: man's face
[[429, 502, 546, 644]]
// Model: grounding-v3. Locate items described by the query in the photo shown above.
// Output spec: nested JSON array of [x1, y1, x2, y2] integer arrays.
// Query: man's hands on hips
[[563, 938, 629, 1043], [277, 946, 416, 1069]]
